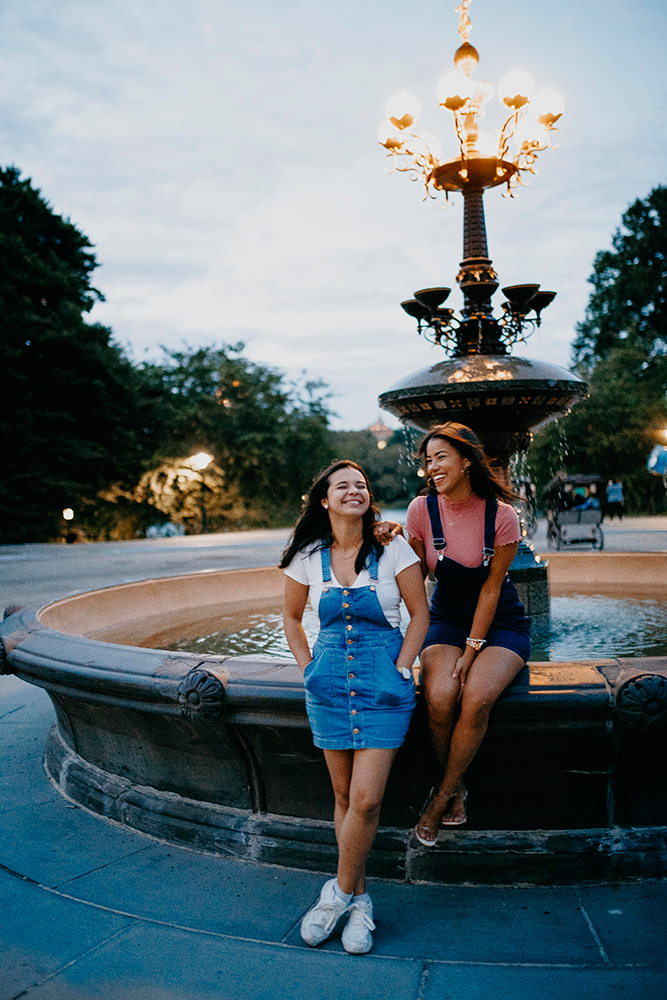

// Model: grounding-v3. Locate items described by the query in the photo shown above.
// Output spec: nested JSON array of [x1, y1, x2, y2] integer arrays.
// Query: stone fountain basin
[[1, 554, 667, 884]]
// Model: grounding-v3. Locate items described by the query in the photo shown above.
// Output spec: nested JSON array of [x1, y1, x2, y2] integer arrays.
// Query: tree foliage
[[527, 184, 667, 514], [573, 186, 667, 370], [527, 348, 667, 512], [144, 344, 335, 527], [0, 167, 162, 543]]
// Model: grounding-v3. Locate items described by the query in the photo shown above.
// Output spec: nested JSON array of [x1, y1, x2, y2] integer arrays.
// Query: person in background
[[281, 461, 429, 954], [606, 480, 625, 520]]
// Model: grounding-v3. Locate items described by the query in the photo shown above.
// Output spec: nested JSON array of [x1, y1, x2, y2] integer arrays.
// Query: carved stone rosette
[[177, 668, 226, 723], [615, 674, 667, 726]]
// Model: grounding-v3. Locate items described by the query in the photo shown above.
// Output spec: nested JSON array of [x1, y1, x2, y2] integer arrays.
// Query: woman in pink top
[[406, 423, 530, 846]]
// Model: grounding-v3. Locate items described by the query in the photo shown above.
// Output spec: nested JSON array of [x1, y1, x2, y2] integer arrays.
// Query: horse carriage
[[544, 473, 604, 550]]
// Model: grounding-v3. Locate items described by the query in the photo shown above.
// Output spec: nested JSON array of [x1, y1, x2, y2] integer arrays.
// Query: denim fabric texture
[[304, 547, 416, 750]]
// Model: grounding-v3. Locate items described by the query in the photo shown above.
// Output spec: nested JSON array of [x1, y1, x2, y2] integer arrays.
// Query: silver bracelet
[[465, 637, 486, 651]]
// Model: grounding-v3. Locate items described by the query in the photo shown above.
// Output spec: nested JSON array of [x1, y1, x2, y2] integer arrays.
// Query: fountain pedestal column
[[380, 185, 585, 628]]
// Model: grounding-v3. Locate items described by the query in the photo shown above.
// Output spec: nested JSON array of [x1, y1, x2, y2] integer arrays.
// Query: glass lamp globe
[[378, 120, 404, 149], [436, 71, 475, 111], [417, 131, 443, 162], [512, 117, 547, 149], [498, 70, 535, 110], [528, 88, 565, 126], [385, 90, 421, 130]]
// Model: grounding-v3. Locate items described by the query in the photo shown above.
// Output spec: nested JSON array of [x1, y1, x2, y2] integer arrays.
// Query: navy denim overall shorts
[[422, 493, 531, 663], [303, 546, 416, 750]]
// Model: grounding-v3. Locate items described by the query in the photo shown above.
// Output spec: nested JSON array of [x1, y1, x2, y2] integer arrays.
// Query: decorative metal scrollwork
[[615, 674, 667, 726], [177, 668, 226, 723]]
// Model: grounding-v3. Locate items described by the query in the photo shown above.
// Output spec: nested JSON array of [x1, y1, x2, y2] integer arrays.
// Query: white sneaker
[[300, 878, 351, 947], [341, 897, 375, 954]]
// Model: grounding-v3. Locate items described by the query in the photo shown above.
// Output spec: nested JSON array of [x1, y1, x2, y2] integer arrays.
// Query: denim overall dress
[[303, 546, 416, 750], [422, 493, 531, 662]]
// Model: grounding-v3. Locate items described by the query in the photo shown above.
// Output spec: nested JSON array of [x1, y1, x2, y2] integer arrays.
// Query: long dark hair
[[279, 461, 383, 574], [418, 423, 517, 503]]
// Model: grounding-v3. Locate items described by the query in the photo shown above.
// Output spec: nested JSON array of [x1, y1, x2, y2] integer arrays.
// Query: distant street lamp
[[189, 452, 213, 533], [62, 508, 74, 521], [369, 418, 393, 450]]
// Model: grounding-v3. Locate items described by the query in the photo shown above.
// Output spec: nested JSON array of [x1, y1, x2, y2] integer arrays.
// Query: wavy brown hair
[[279, 461, 383, 574], [418, 423, 517, 503]]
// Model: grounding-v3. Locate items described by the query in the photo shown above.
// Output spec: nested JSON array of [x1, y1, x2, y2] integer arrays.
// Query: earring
[[324, 502, 329, 509]]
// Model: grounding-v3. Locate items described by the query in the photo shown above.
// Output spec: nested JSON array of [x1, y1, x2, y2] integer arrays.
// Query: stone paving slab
[[283, 882, 604, 966], [423, 963, 667, 1000], [0, 793, 153, 888], [10, 923, 425, 1000], [577, 882, 667, 965], [0, 869, 134, 999], [56, 843, 326, 941]]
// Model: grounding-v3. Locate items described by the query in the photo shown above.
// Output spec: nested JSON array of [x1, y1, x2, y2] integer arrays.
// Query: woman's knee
[[349, 786, 383, 820], [424, 669, 460, 717], [459, 691, 494, 727], [332, 786, 351, 812]]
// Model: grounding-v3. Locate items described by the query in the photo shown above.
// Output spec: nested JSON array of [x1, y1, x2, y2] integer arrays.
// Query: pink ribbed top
[[406, 493, 520, 572]]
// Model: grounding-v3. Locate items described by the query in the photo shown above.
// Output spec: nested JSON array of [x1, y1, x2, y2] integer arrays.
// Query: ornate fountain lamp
[[377, 0, 586, 467]]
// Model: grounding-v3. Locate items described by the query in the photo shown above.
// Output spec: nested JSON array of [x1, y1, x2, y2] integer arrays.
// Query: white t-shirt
[[283, 535, 419, 628]]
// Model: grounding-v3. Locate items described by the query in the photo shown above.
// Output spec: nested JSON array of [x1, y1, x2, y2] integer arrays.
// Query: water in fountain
[[165, 594, 667, 662]]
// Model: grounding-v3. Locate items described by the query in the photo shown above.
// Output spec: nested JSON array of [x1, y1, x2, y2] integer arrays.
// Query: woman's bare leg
[[324, 747, 398, 896], [323, 749, 354, 845], [416, 644, 462, 842], [420, 644, 462, 767], [419, 646, 525, 836]]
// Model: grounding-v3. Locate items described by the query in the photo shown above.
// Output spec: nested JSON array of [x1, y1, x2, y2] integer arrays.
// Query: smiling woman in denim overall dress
[[405, 423, 530, 846], [281, 461, 429, 954]]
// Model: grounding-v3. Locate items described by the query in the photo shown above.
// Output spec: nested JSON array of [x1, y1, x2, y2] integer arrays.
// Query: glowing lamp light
[[385, 90, 421, 130], [378, 119, 405, 149], [416, 468, 425, 478], [512, 117, 547, 149], [190, 452, 213, 471], [437, 71, 475, 111], [475, 130, 499, 156], [474, 80, 495, 104], [417, 131, 443, 162], [528, 87, 565, 126], [62, 508, 74, 521], [498, 70, 535, 110], [377, 440, 387, 450]]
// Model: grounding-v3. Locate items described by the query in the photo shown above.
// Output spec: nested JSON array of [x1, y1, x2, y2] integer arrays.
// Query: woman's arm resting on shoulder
[[408, 536, 429, 580], [374, 520, 404, 544], [395, 562, 430, 673], [283, 577, 313, 673], [451, 541, 519, 688]]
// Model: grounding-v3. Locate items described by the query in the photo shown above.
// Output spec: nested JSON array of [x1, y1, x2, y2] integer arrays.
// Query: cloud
[[1, 0, 666, 429]]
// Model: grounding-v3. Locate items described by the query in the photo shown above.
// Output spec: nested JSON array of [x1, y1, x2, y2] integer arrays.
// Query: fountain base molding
[[45, 723, 667, 885], [2, 558, 667, 885]]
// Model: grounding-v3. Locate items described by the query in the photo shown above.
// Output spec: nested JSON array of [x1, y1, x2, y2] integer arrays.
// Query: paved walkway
[[2, 521, 667, 998]]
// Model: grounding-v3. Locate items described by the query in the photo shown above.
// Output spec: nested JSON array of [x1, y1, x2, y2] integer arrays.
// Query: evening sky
[[1, 0, 665, 428]]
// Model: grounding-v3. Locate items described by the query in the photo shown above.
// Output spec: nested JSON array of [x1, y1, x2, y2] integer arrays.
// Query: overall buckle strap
[[482, 498, 498, 566], [426, 493, 447, 559], [320, 545, 332, 583]]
